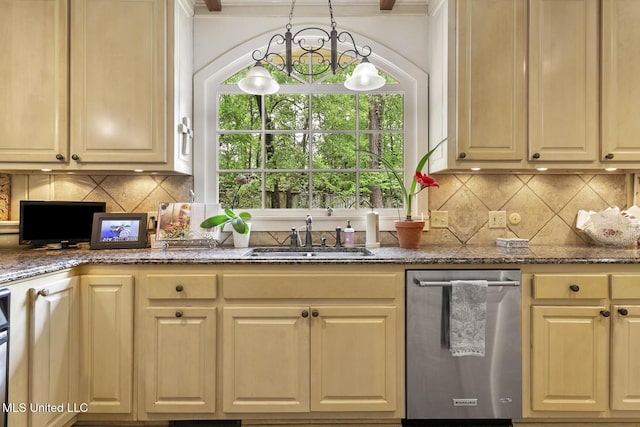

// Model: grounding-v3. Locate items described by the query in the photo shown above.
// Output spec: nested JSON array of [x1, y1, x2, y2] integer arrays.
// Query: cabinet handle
[[532, 152, 541, 160], [311, 310, 319, 317], [175, 284, 184, 292], [618, 308, 629, 316], [37, 289, 50, 297], [569, 284, 580, 292], [458, 152, 466, 159], [605, 153, 614, 160], [55, 153, 64, 161], [301, 310, 309, 318], [71, 154, 80, 161], [175, 310, 183, 318], [600, 310, 611, 318]]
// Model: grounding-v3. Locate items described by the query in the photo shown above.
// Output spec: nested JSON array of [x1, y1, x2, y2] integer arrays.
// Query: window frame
[[193, 30, 429, 232]]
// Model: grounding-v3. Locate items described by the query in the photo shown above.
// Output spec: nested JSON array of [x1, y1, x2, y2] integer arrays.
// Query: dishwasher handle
[[415, 279, 520, 287]]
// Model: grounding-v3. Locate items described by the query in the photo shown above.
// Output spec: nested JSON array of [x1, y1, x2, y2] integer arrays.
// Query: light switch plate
[[430, 210, 449, 228], [489, 211, 507, 228]]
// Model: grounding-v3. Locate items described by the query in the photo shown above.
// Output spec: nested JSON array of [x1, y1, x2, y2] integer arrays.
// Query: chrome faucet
[[304, 214, 313, 248]]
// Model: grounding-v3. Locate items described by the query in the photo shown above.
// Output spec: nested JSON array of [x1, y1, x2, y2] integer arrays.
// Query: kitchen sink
[[244, 247, 375, 258]]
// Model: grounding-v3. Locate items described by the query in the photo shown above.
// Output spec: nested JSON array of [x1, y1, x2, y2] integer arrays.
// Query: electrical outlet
[[430, 211, 449, 228], [489, 211, 507, 229]]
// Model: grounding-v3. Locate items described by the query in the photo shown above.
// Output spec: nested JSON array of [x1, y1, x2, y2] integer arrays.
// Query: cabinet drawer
[[223, 273, 398, 299], [611, 275, 640, 299], [146, 274, 217, 299], [533, 274, 608, 299]]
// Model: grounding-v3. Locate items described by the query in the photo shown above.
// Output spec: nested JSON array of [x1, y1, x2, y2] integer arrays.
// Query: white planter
[[232, 222, 251, 248]]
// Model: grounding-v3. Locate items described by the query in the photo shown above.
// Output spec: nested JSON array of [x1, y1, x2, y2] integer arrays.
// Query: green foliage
[[218, 66, 405, 210]]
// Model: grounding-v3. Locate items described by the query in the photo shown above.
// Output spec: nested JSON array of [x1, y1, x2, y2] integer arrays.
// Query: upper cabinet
[[428, 0, 640, 172], [601, 0, 640, 163], [0, 0, 194, 174], [528, 0, 599, 164], [0, 0, 69, 163]]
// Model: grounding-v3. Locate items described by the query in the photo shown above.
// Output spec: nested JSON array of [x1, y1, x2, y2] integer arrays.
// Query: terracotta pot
[[394, 220, 425, 249]]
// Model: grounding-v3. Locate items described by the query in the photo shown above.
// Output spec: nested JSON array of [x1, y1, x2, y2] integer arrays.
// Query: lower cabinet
[[527, 271, 640, 418], [221, 268, 402, 417], [142, 306, 217, 413], [79, 274, 134, 414], [28, 276, 79, 427], [139, 272, 217, 415]]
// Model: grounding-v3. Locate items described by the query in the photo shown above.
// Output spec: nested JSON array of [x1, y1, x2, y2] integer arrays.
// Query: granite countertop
[[2, 244, 640, 285]]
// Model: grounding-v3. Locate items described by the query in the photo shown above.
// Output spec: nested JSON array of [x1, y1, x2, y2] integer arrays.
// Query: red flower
[[414, 171, 439, 189]]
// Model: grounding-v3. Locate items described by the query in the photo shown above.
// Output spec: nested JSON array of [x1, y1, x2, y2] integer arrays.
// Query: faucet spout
[[305, 214, 313, 248]]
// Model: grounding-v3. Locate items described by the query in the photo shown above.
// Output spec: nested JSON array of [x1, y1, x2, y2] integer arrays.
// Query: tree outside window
[[216, 63, 404, 212]]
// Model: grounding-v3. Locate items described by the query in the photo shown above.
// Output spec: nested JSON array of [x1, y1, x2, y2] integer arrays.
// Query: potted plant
[[199, 174, 254, 248], [363, 138, 446, 248]]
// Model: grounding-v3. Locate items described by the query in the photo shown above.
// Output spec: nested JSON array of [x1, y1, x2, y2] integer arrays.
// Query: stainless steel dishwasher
[[405, 269, 522, 424]]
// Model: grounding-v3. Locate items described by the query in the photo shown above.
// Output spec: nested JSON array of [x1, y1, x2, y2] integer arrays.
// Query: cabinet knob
[[600, 310, 611, 318], [532, 152, 541, 160], [605, 153, 614, 160], [175, 310, 183, 318], [301, 310, 309, 318], [311, 310, 319, 317], [458, 152, 466, 159], [618, 308, 629, 316], [175, 284, 184, 292], [71, 154, 80, 161], [37, 289, 49, 297], [55, 153, 64, 161], [569, 284, 580, 292]]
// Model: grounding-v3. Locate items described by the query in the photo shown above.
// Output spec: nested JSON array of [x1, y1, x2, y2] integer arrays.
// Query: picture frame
[[90, 212, 148, 249]]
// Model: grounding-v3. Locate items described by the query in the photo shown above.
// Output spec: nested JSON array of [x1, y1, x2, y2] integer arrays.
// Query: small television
[[19, 200, 107, 248]]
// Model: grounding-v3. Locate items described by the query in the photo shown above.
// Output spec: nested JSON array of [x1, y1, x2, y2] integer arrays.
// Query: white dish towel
[[449, 280, 488, 357]]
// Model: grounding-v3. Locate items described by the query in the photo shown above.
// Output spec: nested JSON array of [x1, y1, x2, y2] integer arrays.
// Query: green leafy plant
[[200, 208, 252, 234], [362, 137, 446, 221], [200, 173, 254, 234]]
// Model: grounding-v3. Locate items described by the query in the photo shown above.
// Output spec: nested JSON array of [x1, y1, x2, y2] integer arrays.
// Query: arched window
[[194, 31, 427, 231]]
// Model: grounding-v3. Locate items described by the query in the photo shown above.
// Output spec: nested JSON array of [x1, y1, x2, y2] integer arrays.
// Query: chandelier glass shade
[[238, 0, 386, 95]]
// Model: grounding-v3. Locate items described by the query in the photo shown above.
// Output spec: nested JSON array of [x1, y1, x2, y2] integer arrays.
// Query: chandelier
[[238, 0, 386, 95]]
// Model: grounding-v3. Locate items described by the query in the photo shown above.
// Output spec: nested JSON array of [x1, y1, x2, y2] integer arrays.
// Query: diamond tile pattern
[[427, 173, 628, 245], [0, 172, 631, 247]]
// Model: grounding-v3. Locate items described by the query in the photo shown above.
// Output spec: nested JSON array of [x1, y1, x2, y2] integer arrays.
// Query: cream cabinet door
[[611, 304, 640, 411], [222, 306, 310, 413], [602, 0, 640, 163], [528, 0, 598, 163], [455, 0, 527, 162], [29, 277, 79, 427], [79, 275, 134, 414], [0, 0, 68, 163], [70, 0, 166, 164], [531, 305, 608, 412], [142, 306, 216, 413], [310, 306, 397, 412]]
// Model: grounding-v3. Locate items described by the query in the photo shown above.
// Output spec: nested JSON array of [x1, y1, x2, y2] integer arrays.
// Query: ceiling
[[200, 0, 428, 14]]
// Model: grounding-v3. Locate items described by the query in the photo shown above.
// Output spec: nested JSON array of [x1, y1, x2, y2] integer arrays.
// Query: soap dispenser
[[343, 220, 355, 248]]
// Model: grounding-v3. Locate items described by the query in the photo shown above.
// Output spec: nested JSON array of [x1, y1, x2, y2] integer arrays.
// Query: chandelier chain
[[287, 0, 296, 30], [328, 0, 337, 29]]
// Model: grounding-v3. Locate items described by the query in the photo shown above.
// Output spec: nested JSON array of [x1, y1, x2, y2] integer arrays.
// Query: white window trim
[[193, 28, 428, 232]]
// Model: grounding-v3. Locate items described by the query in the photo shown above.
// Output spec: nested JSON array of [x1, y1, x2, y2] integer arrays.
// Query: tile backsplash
[[0, 172, 629, 247]]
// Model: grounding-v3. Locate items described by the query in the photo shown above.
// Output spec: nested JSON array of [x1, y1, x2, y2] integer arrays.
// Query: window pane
[[312, 133, 356, 169], [265, 173, 309, 209], [312, 94, 356, 130], [219, 173, 261, 209], [359, 93, 404, 130], [265, 133, 308, 170], [358, 134, 404, 171], [219, 94, 262, 130], [219, 134, 262, 170], [359, 171, 403, 210], [267, 94, 309, 130], [312, 172, 356, 209]]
